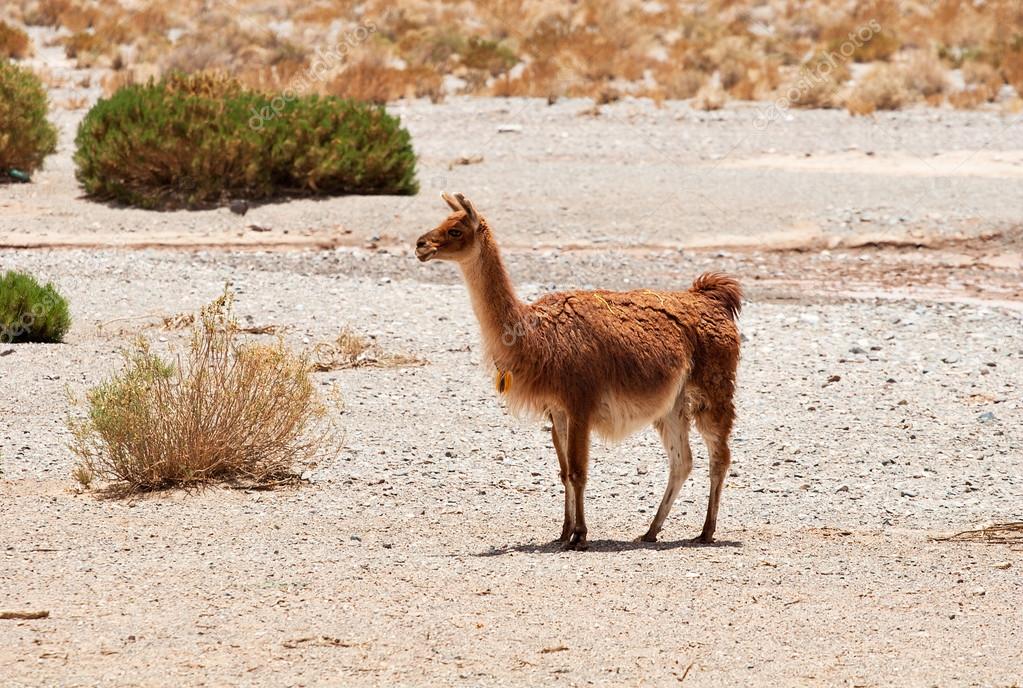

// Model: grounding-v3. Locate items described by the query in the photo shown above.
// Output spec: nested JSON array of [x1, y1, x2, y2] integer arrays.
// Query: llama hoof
[[636, 532, 658, 543], [563, 531, 588, 551], [692, 533, 715, 545]]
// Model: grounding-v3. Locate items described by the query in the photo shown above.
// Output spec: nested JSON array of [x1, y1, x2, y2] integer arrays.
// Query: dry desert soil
[[2, 95, 1023, 687]]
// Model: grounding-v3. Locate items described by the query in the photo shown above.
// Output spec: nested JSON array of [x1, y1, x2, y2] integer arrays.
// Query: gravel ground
[[1, 241, 1021, 686], [2, 51, 1022, 683], [2, 95, 1023, 251]]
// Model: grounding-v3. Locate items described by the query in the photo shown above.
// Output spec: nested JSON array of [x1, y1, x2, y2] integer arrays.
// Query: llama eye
[[448, 229, 463, 238]]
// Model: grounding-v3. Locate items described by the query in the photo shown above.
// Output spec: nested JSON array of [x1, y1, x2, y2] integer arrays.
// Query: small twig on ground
[[933, 522, 1023, 544], [0, 610, 49, 620], [678, 661, 696, 683], [97, 313, 161, 330]]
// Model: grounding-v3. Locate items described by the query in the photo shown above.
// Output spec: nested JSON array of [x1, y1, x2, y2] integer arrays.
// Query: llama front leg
[[564, 415, 591, 550], [550, 411, 574, 542]]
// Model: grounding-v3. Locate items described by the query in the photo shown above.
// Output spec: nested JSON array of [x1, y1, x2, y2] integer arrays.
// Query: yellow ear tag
[[495, 369, 512, 395]]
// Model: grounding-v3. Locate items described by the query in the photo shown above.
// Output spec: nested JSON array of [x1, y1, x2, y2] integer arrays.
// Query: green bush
[[0, 60, 58, 178], [73, 73, 419, 209], [0, 271, 71, 343]]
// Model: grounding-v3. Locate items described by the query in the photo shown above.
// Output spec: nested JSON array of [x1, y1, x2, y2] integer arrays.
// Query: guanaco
[[416, 193, 741, 550]]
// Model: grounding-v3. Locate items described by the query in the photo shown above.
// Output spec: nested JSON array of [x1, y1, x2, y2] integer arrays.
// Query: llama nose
[[416, 239, 428, 249]]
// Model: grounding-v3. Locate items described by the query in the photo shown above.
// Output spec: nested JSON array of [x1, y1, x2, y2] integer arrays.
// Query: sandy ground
[[2, 91, 1023, 685]]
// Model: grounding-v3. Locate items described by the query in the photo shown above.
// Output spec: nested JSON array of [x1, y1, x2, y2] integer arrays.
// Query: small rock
[[900, 489, 916, 498], [941, 354, 960, 364], [978, 411, 996, 422], [849, 346, 866, 354], [971, 587, 986, 596], [229, 199, 249, 215], [836, 485, 850, 493], [497, 124, 523, 133], [993, 561, 1011, 570], [350, 535, 362, 542]]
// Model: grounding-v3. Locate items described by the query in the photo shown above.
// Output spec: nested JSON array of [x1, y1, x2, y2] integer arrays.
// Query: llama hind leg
[[550, 411, 574, 542], [694, 404, 734, 544], [639, 395, 693, 543]]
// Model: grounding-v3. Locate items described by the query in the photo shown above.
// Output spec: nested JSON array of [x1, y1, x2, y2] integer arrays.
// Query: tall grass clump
[[0, 60, 58, 178], [0, 21, 32, 59], [69, 291, 337, 493], [73, 72, 418, 209], [0, 271, 71, 343]]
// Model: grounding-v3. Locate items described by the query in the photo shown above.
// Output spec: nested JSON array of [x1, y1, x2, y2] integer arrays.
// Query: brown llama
[[416, 193, 742, 550]]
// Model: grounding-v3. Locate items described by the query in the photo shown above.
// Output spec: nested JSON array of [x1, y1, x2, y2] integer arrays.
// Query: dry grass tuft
[[845, 64, 911, 115], [692, 79, 726, 111], [69, 291, 337, 495], [934, 522, 1023, 547], [312, 328, 426, 372], [0, 21, 32, 59]]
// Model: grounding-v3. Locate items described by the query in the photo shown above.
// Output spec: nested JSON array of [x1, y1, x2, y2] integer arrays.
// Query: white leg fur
[[641, 392, 693, 541]]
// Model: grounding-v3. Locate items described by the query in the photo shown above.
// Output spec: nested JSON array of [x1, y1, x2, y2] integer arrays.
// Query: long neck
[[459, 221, 524, 361]]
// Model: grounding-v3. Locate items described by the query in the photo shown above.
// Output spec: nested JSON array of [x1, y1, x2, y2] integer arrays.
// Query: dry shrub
[[69, 292, 337, 494], [846, 64, 910, 114], [693, 79, 726, 111], [0, 21, 32, 59], [312, 328, 425, 372], [327, 58, 443, 103], [949, 61, 1004, 109], [903, 51, 947, 98], [491, 61, 562, 98], [649, 65, 705, 100], [998, 49, 1023, 96]]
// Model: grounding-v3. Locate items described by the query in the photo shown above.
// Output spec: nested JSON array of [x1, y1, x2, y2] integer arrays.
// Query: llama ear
[[454, 193, 480, 228], [441, 192, 461, 213]]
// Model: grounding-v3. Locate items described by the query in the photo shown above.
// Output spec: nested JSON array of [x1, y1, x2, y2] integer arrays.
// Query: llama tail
[[689, 272, 742, 320]]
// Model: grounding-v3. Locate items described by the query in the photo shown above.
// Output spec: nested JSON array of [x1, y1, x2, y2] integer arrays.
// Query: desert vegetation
[[68, 291, 336, 494], [0, 270, 71, 343], [3, 0, 1022, 110], [0, 59, 57, 179], [312, 328, 426, 372], [73, 72, 418, 209], [0, 20, 31, 59]]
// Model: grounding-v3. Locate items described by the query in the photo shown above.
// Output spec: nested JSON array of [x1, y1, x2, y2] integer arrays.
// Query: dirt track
[[2, 98, 1023, 686]]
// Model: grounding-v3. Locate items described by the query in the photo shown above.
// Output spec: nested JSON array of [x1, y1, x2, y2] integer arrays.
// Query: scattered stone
[[229, 199, 249, 215], [993, 562, 1011, 570], [978, 412, 996, 422], [497, 124, 523, 133]]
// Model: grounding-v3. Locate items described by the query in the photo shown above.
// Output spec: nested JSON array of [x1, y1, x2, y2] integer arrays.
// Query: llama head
[[415, 193, 482, 263]]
